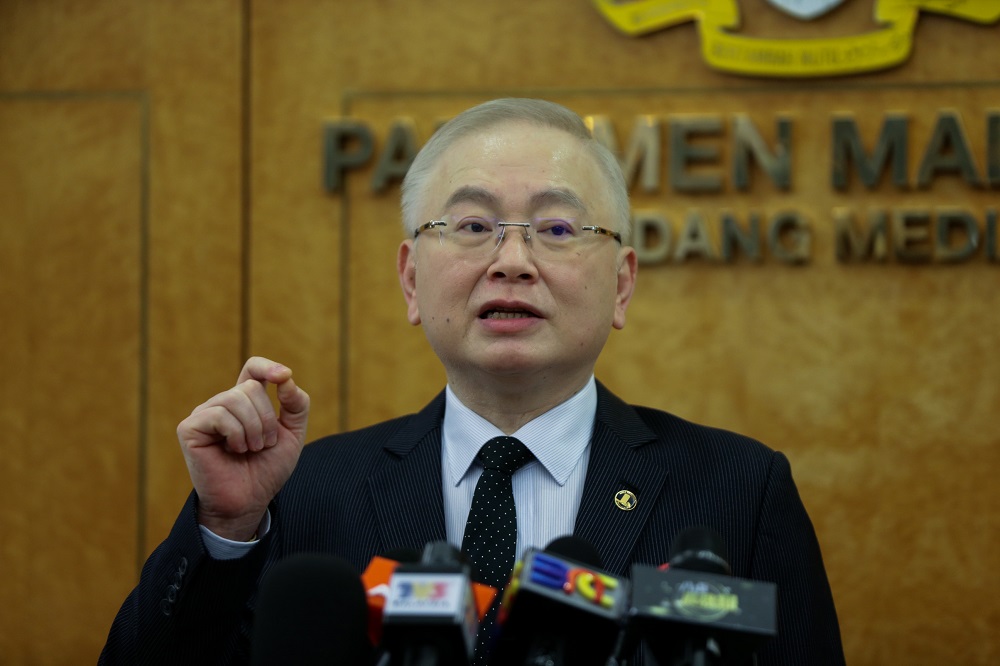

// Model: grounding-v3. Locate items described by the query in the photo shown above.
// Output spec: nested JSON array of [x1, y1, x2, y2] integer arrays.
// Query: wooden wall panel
[[249, 1, 347, 439], [142, 0, 245, 559], [0, 97, 142, 662], [0, 1, 244, 662], [0, 0, 146, 91]]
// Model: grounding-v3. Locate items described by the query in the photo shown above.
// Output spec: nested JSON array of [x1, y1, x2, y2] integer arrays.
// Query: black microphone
[[668, 527, 732, 576], [628, 527, 777, 666], [251, 552, 372, 666], [489, 535, 628, 666], [543, 534, 604, 568], [380, 541, 480, 666]]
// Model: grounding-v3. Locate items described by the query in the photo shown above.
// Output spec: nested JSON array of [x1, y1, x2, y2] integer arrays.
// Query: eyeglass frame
[[412, 218, 623, 247]]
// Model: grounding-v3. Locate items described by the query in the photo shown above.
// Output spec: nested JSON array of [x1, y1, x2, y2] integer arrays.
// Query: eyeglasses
[[413, 215, 622, 260]]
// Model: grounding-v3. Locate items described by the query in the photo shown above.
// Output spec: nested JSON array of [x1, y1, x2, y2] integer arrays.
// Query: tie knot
[[477, 436, 534, 475]]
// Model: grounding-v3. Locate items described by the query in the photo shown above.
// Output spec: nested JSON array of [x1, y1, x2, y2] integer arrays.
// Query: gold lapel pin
[[614, 489, 637, 511]]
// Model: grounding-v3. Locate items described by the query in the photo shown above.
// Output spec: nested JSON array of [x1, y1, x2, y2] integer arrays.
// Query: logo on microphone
[[529, 553, 622, 609], [396, 581, 450, 601], [673, 580, 740, 622], [385, 573, 467, 615]]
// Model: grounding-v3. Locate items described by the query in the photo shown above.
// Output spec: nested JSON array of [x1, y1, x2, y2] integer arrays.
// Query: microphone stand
[[523, 637, 566, 665], [668, 638, 721, 666]]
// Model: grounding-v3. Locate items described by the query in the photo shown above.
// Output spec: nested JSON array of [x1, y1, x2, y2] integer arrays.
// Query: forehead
[[424, 121, 607, 215]]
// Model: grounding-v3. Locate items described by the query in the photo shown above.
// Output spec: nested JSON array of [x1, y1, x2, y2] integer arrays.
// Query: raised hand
[[177, 357, 310, 540]]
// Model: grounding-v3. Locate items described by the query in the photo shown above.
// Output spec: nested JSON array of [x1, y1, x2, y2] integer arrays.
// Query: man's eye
[[538, 219, 575, 238], [456, 217, 493, 233]]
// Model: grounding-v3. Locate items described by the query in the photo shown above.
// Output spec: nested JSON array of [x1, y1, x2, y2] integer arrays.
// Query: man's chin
[[477, 350, 544, 374], [457, 347, 553, 379]]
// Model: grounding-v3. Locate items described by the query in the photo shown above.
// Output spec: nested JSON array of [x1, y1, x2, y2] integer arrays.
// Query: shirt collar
[[442, 377, 597, 488]]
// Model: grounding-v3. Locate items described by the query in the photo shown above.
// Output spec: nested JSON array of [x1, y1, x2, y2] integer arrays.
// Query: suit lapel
[[574, 383, 667, 575], [368, 392, 449, 551]]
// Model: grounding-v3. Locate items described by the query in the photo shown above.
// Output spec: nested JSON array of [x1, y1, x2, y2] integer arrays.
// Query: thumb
[[276, 377, 310, 436]]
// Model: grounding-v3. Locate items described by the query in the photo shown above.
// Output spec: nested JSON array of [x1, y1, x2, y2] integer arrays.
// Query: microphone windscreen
[[251, 553, 371, 666], [420, 540, 464, 565], [543, 535, 603, 568], [382, 547, 421, 563], [668, 526, 732, 575]]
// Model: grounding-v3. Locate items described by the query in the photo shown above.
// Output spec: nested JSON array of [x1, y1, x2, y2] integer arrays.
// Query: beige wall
[[1, 1, 997, 663]]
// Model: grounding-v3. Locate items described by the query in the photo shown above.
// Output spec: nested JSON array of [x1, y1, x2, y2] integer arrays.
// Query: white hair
[[400, 98, 632, 245]]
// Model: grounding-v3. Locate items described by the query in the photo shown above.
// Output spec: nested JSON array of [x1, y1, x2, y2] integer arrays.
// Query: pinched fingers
[[182, 404, 253, 454], [182, 380, 278, 453], [236, 356, 292, 388]]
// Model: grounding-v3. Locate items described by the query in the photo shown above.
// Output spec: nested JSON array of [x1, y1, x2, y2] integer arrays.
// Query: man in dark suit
[[101, 98, 845, 664]]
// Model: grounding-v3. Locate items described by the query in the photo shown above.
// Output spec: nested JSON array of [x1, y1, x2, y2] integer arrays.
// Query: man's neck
[[445, 369, 594, 434]]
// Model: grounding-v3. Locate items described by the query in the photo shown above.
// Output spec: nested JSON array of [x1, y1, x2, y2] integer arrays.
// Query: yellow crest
[[592, 0, 1000, 77]]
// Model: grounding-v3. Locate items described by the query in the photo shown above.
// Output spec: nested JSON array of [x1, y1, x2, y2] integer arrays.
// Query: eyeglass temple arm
[[413, 220, 447, 238], [582, 225, 622, 243]]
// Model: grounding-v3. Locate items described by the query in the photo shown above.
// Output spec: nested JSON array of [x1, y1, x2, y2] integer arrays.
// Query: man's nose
[[489, 225, 538, 279]]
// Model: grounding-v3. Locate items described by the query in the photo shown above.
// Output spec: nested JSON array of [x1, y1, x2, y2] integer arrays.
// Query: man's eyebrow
[[443, 186, 501, 211], [444, 186, 588, 215], [529, 188, 588, 215]]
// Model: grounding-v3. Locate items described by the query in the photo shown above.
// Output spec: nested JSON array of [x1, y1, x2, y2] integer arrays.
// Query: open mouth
[[480, 307, 539, 320]]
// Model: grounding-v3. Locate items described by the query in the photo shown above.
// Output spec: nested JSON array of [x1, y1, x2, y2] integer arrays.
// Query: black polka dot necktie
[[461, 436, 535, 589]]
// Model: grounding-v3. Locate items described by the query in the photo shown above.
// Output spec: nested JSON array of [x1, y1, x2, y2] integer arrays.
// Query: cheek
[[417, 273, 472, 323], [554, 263, 615, 301], [562, 271, 619, 326]]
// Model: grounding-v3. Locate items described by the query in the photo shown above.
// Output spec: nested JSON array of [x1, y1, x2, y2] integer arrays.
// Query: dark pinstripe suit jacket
[[100, 383, 845, 665]]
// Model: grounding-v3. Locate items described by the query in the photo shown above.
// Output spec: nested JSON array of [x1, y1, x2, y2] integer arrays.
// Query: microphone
[[628, 527, 777, 666], [365, 547, 498, 650], [363, 548, 422, 646], [668, 528, 732, 575], [380, 541, 481, 666], [543, 534, 604, 567], [250, 553, 372, 666], [489, 536, 628, 666]]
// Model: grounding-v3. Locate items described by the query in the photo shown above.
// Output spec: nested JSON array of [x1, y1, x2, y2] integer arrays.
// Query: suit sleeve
[[749, 451, 846, 666], [98, 492, 272, 665]]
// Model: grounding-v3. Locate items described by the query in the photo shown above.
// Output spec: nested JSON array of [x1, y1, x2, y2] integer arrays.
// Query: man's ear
[[612, 246, 638, 330], [397, 239, 421, 325]]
